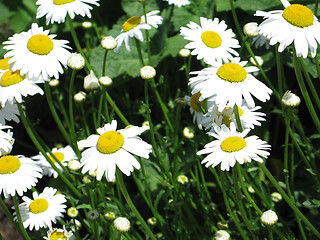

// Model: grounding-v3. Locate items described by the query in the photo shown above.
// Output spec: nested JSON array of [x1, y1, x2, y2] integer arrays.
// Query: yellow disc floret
[[217, 63, 247, 83], [0, 156, 21, 174], [0, 58, 11, 70], [97, 131, 124, 154], [282, 4, 314, 28], [123, 16, 142, 32], [190, 92, 204, 112], [49, 231, 68, 240], [53, 0, 75, 5], [49, 152, 65, 163], [201, 31, 222, 48], [1, 70, 24, 87], [29, 198, 49, 214], [27, 34, 54, 55], [220, 136, 247, 153]]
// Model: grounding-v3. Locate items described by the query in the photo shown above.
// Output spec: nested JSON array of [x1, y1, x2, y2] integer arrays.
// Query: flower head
[[84, 70, 99, 91], [260, 210, 278, 226], [15, 187, 67, 230], [180, 17, 240, 65], [99, 76, 113, 86], [255, 0, 320, 58], [114, 217, 130, 232], [282, 90, 301, 107], [3, 23, 71, 80], [197, 123, 271, 171], [79, 120, 152, 181], [67, 52, 85, 70], [115, 11, 163, 52], [43, 226, 74, 240], [243, 22, 259, 37], [0, 125, 15, 156], [140, 66, 156, 79], [214, 230, 231, 240], [101, 36, 118, 50], [189, 57, 272, 111], [32, 145, 78, 178], [0, 154, 42, 198], [36, 0, 100, 25]]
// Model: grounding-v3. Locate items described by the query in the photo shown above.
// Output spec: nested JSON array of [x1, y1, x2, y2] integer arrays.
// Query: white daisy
[[3, 23, 72, 80], [180, 17, 240, 65], [255, 0, 320, 58], [0, 101, 20, 124], [43, 225, 74, 240], [36, 0, 100, 25], [32, 145, 78, 178], [0, 69, 44, 105], [15, 187, 67, 230], [197, 123, 271, 171], [0, 124, 14, 156], [163, 0, 190, 7], [0, 155, 42, 198], [189, 57, 272, 111], [203, 102, 266, 131], [115, 11, 163, 52], [184, 92, 215, 129], [79, 120, 152, 181]]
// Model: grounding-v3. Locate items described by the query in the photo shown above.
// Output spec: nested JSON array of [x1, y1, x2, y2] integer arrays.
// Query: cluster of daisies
[[181, 0, 320, 171]]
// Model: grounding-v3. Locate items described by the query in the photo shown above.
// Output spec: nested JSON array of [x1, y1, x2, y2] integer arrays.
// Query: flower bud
[[49, 79, 60, 87], [99, 76, 113, 86], [113, 217, 131, 232], [282, 90, 301, 107], [260, 210, 278, 226], [84, 70, 100, 91], [249, 56, 263, 66], [214, 230, 231, 240], [67, 207, 79, 218], [67, 53, 85, 70], [271, 192, 282, 202], [82, 21, 92, 29], [177, 175, 189, 184], [243, 22, 259, 37], [140, 66, 156, 80], [147, 217, 157, 225], [86, 209, 99, 221], [183, 126, 195, 139], [74, 91, 87, 103], [68, 159, 81, 171], [101, 36, 118, 50], [104, 211, 116, 220], [179, 48, 191, 58]]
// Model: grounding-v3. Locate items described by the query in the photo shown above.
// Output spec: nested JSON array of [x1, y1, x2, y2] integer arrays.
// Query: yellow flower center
[[29, 198, 49, 214], [220, 136, 247, 153], [50, 231, 68, 240], [53, 0, 75, 5], [217, 63, 247, 83], [190, 92, 204, 112], [0, 70, 24, 87], [282, 4, 314, 28], [0, 156, 21, 174], [201, 31, 222, 48], [49, 152, 65, 163], [0, 58, 11, 70], [96, 131, 124, 154], [123, 16, 142, 32], [27, 34, 54, 55]]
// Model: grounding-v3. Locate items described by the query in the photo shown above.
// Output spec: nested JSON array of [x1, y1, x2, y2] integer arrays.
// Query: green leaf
[[161, 34, 188, 58], [10, 7, 33, 32], [216, 0, 231, 12], [236, 0, 281, 12], [0, 3, 11, 22]]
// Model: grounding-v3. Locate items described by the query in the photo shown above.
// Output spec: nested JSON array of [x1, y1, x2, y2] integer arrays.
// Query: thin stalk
[[229, 0, 243, 39], [116, 169, 157, 240], [260, 164, 320, 238], [105, 91, 129, 126], [44, 82, 81, 157], [66, 15, 91, 71], [142, 3, 151, 65], [233, 103, 243, 132], [69, 69, 77, 144], [0, 197, 21, 236], [12, 196, 31, 240], [79, 102, 91, 136], [292, 52, 320, 133], [275, 44, 284, 96], [135, 38, 145, 67], [102, 49, 108, 76]]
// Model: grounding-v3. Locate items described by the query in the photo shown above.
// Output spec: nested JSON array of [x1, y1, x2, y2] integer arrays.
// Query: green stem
[[229, 0, 243, 38], [292, 52, 320, 133], [102, 49, 108, 76], [69, 69, 77, 144], [259, 164, 320, 238], [116, 169, 157, 240], [233, 103, 243, 132], [66, 15, 91, 71], [0, 197, 22, 236], [79, 102, 91, 136], [12, 196, 31, 240], [135, 38, 145, 67], [142, 2, 152, 65], [275, 44, 284, 96], [105, 91, 129, 126]]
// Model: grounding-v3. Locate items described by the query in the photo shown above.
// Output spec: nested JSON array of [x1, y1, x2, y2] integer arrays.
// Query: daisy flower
[[0, 154, 42, 198], [15, 187, 67, 230], [0, 69, 44, 105], [115, 11, 163, 52], [0, 124, 14, 156], [189, 57, 272, 111], [203, 101, 266, 131], [43, 226, 74, 240], [32, 145, 78, 178], [180, 17, 240, 65], [0, 101, 20, 124], [3, 23, 71, 80], [163, 0, 190, 7], [79, 120, 152, 181], [197, 123, 271, 171], [36, 0, 100, 25], [255, 0, 320, 58], [184, 92, 215, 129]]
